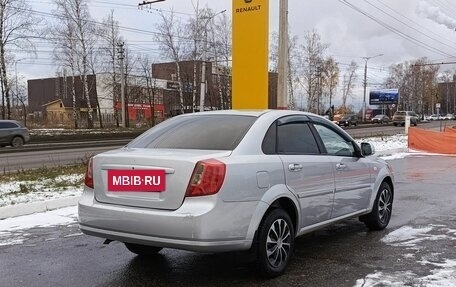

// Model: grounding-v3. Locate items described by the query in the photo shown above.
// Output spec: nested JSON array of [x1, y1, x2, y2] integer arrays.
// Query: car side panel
[[280, 155, 335, 227], [329, 156, 372, 217]]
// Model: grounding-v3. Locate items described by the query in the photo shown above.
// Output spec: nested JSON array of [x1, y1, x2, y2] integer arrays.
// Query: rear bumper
[[78, 187, 258, 252]]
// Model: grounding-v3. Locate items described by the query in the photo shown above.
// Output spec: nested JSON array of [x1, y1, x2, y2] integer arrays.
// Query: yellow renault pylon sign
[[232, 0, 269, 109]]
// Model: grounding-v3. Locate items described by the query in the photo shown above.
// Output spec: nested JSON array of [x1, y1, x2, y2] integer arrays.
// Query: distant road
[[0, 120, 454, 172], [345, 120, 455, 138], [0, 145, 123, 172]]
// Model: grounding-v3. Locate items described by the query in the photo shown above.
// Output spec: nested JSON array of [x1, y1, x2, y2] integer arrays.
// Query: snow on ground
[[354, 225, 456, 286], [0, 206, 77, 246], [356, 134, 408, 154], [0, 174, 83, 207]]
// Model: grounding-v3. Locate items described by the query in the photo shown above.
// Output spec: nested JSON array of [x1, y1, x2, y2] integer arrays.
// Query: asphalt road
[[0, 155, 455, 286], [0, 145, 123, 172]]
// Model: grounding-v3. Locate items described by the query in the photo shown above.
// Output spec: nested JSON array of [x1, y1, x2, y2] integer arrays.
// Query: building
[[27, 60, 278, 127]]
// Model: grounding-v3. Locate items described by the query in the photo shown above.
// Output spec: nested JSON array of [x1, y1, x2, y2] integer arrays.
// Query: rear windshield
[[128, 115, 257, 150]]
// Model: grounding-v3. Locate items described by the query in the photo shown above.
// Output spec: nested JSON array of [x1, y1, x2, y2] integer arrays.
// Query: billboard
[[369, 89, 399, 105]]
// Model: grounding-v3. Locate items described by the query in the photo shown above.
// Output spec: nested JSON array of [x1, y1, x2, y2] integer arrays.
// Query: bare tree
[[322, 57, 339, 117], [0, 0, 41, 119], [99, 10, 122, 127], [155, 9, 185, 114], [52, 9, 79, 128], [341, 61, 358, 109], [138, 54, 159, 127], [213, 13, 232, 109], [122, 44, 137, 127], [53, 0, 96, 128], [299, 30, 328, 112], [384, 58, 439, 114], [185, 2, 206, 111]]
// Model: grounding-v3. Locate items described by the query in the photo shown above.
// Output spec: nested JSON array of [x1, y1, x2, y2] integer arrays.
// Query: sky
[[17, 0, 456, 109]]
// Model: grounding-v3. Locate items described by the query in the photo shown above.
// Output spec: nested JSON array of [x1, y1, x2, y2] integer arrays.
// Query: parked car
[[371, 114, 390, 124], [337, 114, 358, 127], [78, 110, 395, 277], [429, 114, 442, 121], [0, 120, 30, 147], [443, 113, 455, 120], [392, 111, 418, 126]]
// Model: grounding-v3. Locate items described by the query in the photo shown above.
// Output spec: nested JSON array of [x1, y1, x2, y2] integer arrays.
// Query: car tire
[[124, 243, 163, 256], [257, 209, 295, 278], [11, 136, 24, 147], [360, 182, 393, 231]]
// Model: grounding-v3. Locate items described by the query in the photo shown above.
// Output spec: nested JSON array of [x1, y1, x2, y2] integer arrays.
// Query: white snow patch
[[0, 206, 77, 233], [420, 259, 456, 287], [354, 271, 417, 287], [356, 134, 408, 153], [382, 225, 456, 248], [382, 226, 433, 245]]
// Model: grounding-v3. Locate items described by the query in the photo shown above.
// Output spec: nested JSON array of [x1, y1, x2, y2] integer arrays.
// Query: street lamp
[[362, 53, 383, 122], [199, 9, 226, 112]]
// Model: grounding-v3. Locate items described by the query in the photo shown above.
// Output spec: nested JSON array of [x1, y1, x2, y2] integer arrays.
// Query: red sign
[[107, 170, 166, 192]]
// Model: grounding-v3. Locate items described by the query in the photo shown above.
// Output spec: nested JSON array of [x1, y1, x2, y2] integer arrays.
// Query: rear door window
[[277, 122, 320, 155]]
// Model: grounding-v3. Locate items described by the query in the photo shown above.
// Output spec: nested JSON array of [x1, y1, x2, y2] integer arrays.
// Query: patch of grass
[[0, 164, 86, 183]]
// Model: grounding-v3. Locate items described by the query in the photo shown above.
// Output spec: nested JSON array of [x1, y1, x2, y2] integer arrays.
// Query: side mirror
[[361, 142, 375, 156]]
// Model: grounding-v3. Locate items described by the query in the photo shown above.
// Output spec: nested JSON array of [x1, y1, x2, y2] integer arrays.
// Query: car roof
[[175, 109, 321, 119]]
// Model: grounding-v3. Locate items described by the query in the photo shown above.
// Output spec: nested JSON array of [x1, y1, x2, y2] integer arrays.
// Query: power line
[[370, 0, 456, 49], [338, 0, 456, 58]]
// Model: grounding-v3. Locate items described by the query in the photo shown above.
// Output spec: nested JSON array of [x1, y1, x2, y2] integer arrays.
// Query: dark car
[[371, 114, 390, 124], [392, 111, 418, 126], [337, 114, 358, 127], [0, 120, 30, 147]]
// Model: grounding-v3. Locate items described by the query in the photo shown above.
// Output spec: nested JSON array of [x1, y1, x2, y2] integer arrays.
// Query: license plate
[[107, 170, 166, 192]]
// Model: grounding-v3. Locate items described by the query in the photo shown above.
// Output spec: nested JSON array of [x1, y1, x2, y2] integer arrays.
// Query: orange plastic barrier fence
[[408, 127, 456, 154], [444, 126, 456, 134]]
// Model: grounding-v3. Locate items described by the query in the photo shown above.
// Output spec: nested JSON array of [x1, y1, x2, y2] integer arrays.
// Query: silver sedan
[[78, 110, 394, 277]]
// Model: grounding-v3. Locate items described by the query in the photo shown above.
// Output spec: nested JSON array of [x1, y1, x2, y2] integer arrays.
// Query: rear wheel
[[124, 243, 163, 256], [11, 136, 24, 147], [257, 209, 295, 278], [360, 182, 393, 230]]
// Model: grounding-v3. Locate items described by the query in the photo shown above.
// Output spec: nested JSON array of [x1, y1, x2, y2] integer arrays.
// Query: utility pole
[[200, 10, 226, 112], [277, 0, 288, 110], [362, 53, 383, 122], [117, 42, 126, 128], [200, 26, 208, 112]]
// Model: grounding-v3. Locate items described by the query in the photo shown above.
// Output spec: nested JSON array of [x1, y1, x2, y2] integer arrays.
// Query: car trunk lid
[[93, 148, 231, 210]]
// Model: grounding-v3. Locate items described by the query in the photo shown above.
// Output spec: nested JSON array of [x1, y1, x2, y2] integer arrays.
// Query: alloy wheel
[[378, 188, 392, 224], [266, 218, 291, 268]]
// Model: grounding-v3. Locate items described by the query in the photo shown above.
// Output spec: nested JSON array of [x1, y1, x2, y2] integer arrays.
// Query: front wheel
[[360, 182, 393, 230], [124, 243, 163, 256], [11, 136, 24, 147], [257, 209, 295, 278]]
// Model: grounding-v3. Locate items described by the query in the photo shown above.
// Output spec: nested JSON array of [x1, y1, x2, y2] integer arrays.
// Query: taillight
[[185, 159, 226, 197], [84, 157, 94, 188]]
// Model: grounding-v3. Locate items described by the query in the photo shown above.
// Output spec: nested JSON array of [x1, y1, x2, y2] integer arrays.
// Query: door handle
[[288, 163, 303, 172], [336, 163, 347, 170]]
